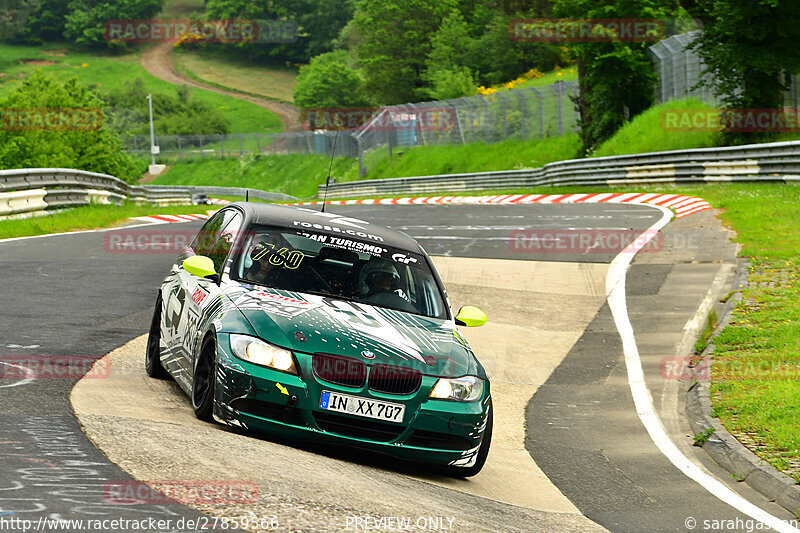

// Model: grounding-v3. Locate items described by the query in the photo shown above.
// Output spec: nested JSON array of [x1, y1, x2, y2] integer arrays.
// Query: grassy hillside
[[0, 43, 282, 133], [172, 48, 298, 103], [152, 154, 354, 199]]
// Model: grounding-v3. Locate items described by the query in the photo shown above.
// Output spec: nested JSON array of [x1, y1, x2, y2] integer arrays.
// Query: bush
[[0, 71, 142, 183], [293, 50, 373, 109], [101, 78, 231, 136]]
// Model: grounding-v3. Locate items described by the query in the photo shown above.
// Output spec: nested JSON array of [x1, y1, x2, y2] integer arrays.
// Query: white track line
[[606, 204, 799, 533]]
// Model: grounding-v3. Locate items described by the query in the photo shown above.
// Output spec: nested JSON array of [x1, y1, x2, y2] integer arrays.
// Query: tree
[[204, 0, 354, 64], [293, 50, 372, 109], [354, 0, 458, 104], [0, 71, 141, 182], [680, 0, 800, 143], [552, 0, 680, 153], [63, 0, 163, 50], [0, 0, 40, 40]]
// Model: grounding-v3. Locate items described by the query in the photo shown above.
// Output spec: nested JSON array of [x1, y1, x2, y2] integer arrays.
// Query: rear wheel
[[145, 295, 169, 379], [441, 400, 493, 478], [192, 336, 216, 421]]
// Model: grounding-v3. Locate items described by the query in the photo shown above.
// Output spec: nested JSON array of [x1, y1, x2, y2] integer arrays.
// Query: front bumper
[[213, 335, 491, 467]]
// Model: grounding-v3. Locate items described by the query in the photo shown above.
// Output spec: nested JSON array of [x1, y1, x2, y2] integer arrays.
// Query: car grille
[[313, 411, 405, 442], [368, 364, 422, 395], [313, 354, 366, 388]]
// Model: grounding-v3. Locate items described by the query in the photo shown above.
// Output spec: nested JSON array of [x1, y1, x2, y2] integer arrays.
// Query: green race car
[[145, 202, 492, 476]]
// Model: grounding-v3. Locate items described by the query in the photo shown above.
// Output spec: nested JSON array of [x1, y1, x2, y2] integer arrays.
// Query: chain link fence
[[122, 131, 358, 161], [122, 80, 579, 179], [649, 31, 799, 108], [350, 81, 579, 178]]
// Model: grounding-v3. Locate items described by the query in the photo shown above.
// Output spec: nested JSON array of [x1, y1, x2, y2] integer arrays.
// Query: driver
[[357, 258, 416, 313], [244, 233, 291, 286]]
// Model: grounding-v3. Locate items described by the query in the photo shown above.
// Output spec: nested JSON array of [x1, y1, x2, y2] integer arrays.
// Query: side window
[[208, 213, 243, 273], [193, 209, 240, 256]]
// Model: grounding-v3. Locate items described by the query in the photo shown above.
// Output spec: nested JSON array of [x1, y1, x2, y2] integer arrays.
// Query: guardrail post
[[238, 134, 244, 156], [255, 133, 261, 153], [530, 88, 544, 138], [462, 97, 476, 143], [176, 135, 182, 161], [218, 134, 224, 158], [197, 135, 204, 160]]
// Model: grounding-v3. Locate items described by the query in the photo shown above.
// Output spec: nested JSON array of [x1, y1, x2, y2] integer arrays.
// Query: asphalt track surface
[[0, 203, 794, 532]]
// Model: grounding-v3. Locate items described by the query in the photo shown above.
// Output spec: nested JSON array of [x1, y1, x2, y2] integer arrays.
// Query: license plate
[[319, 390, 405, 424]]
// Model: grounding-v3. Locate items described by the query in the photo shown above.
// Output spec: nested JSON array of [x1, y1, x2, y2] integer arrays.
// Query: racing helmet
[[357, 258, 400, 295], [243, 232, 291, 271]]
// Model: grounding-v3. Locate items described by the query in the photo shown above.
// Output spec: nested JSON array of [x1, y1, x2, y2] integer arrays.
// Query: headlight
[[428, 376, 483, 402], [229, 334, 297, 374]]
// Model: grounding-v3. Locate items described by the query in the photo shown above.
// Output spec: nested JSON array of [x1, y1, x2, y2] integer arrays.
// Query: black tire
[[441, 400, 493, 478], [191, 336, 216, 421], [145, 295, 169, 379]]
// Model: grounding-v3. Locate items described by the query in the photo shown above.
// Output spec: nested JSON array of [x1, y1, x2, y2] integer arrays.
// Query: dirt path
[[140, 42, 301, 131]]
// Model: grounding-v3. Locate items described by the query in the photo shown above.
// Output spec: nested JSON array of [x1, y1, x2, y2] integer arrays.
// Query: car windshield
[[233, 224, 447, 319]]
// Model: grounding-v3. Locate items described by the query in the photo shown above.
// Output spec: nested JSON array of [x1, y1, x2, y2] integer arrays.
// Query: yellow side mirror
[[183, 256, 217, 278], [455, 306, 487, 327]]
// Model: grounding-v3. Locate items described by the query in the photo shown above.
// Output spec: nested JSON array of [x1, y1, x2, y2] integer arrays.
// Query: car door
[[162, 209, 242, 385]]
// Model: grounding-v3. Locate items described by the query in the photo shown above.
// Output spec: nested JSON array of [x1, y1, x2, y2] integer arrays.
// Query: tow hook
[[283, 395, 299, 421]]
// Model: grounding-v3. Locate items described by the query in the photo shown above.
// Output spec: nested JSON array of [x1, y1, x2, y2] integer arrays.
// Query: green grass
[[343, 135, 582, 181], [0, 202, 215, 240], [514, 66, 578, 89], [172, 48, 298, 103], [159, 0, 205, 17], [151, 153, 355, 199], [591, 98, 722, 157], [0, 42, 282, 134]]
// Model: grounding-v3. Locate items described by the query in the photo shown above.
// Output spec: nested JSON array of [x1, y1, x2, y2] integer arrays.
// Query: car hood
[[223, 283, 478, 378]]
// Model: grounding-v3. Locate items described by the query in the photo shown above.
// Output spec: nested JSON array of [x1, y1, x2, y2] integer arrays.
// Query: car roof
[[229, 201, 421, 251]]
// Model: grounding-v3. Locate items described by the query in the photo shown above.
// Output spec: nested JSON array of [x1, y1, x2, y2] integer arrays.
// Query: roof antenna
[[321, 130, 339, 213], [246, 189, 249, 202]]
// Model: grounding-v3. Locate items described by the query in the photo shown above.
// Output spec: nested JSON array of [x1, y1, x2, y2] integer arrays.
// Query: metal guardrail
[[0, 168, 298, 217], [318, 140, 800, 198]]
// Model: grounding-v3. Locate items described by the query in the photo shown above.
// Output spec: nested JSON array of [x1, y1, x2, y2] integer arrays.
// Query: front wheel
[[191, 336, 216, 421], [145, 295, 169, 379], [441, 401, 493, 478]]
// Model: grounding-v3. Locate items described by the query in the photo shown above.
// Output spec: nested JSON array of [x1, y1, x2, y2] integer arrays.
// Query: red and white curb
[[131, 213, 211, 224], [286, 193, 712, 219], [209, 198, 231, 205]]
